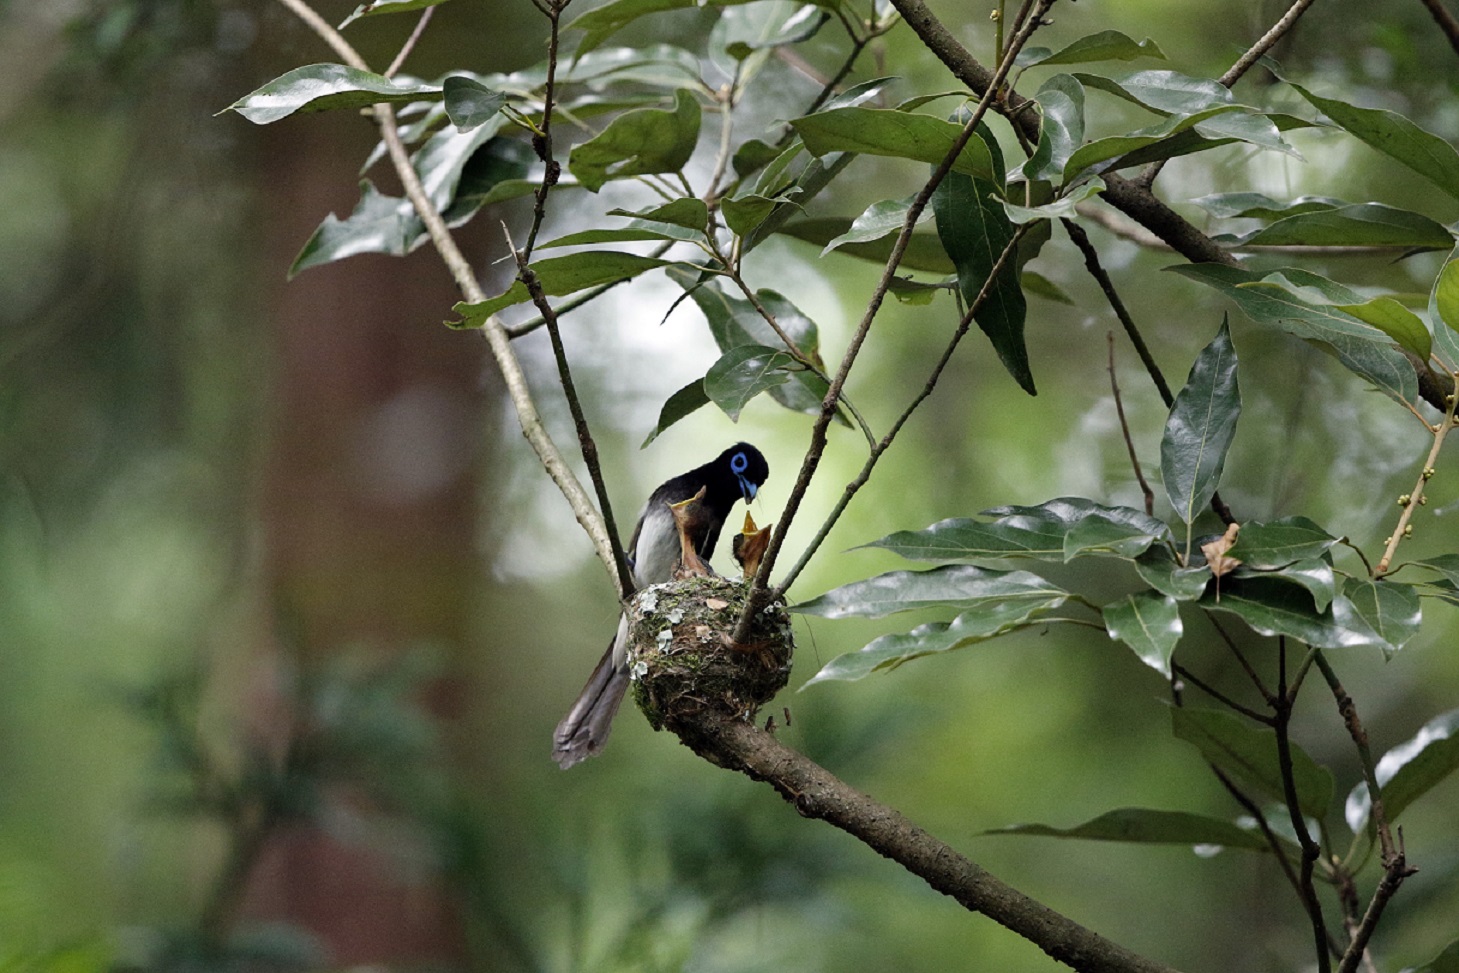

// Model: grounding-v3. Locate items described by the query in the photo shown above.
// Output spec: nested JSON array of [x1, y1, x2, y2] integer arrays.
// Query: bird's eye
[[731, 452, 749, 474]]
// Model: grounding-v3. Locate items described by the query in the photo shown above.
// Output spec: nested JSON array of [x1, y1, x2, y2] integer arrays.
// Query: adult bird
[[553, 443, 769, 768]]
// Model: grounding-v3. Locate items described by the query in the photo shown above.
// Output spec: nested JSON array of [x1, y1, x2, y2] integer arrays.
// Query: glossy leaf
[[1225, 516, 1338, 569], [1064, 104, 1243, 178], [1246, 558, 1336, 613], [1346, 709, 1459, 833], [641, 378, 711, 447], [1289, 81, 1459, 203], [1161, 318, 1240, 525], [781, 219, 953, 273], [721, 193, 793, 236], [1019, 74, 1085, 183], [1192, 192, 1346, 220], [1228, 203, 1452, 249], [1133, 546, 1212, 601], [1335, 297, 1432, 363], [1014, 30, 1165, 69], [985, 807, 1270, 851], [1170, 264, 1418, 406], [934, 167, 1033, 394], [542, 199, 709, 248], [441, 75, 505, 131], [804, 599, 1065, 684], [792, 564, 1068, 620], [821, 195, 932, 255], [612, 197, 709, 232], [703, 344, 795, 421], [1104, 590, 1182, 676], [789, 107, 996, 181], [412, 115, 509, 211], [865, 498, 1171, 563], [1200, 576, 1385, 651], [451, 252, 671, 326], [1342, 577, 1421, 657], [291, 180, 419, 276], [339, 0, 449, 28], [1172, 707, 1333, 819], [1433, 253, 1459, 368], [1001, 178, 1105, 223], [568, 89, 701, 192], [226, 63, 443, 124], [1076, 69, 1233, 115]]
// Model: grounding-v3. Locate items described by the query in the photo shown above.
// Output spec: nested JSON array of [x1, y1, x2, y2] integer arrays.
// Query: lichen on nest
[[625, 574, 793, 733]]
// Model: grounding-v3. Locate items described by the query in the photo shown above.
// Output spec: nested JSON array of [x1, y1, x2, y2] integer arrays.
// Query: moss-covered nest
[[625, 575, 793, 734]]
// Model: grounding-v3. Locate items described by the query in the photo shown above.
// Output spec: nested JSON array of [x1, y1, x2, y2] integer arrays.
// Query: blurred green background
[[3, 0, 1458, 970]]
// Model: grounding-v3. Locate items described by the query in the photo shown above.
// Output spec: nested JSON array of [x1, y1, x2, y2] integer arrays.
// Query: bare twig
[[1314, 653, 1394, 861], [1171, 662, 1272, 725], [1107, 333, 1156, 515], [1376, 386, 1458, 575], [731, 1, 1057, 644], [384, 5, 436, 78], [521, 0, 569, 261], [1420, 0, 1459, 55], [272, 0, 622, 585], [680, 712, 1184, 973]]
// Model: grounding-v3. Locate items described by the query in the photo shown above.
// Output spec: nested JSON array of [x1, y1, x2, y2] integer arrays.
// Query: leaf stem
[[1375, 384, 1457, 576]]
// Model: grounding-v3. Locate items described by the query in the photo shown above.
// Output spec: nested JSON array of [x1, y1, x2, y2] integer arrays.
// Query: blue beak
[[737, 474, 757, 501]]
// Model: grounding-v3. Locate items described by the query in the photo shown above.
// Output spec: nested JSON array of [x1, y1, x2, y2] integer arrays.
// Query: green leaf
[[865, 497, 1171, 563], [1172, 706, 1334, 819], [641, 379, 710, 447], [1192, 192, 1346, 220], [614, 197, 710, 232], [1064, 104, 1246, 178], [792, 564, 1068, 620], [985, 807, 1271, 852], [568, 89, 701, 192], [703, 344, 795, 421], [1289, 81, 1459, 203], [781, 218, 953, 273], [1225, 516, 1338, 569], [1170, 264, 1418, 406], [1334, 297, 1432, 363], [789, 107, 996, 181], [1229, 203, 1453, 249], [1200, 576, 1384, 651], [225, 63, 443, 125], [1019, 74, 1086, 183], [721, 193, 794, 236], [1247, 558, 1335, 613], [540, 199, 709, 247], [1347, 709, 1459, 833], [1001, 178, 1105, 223], [1341, 577, 1421, 657], [804, 599, 1065, 684], [1161, 317, 1240, 526], [1014, 30, 1166, 69], [442, 75, 506, 131], [1433, 253, 1459, 368], [567, 0, 698, 56], [1021, 270, 1074, 305], [291, 180, 419, 276], [1103, 590, 1182, 677], [1133, 546, 1212, 601], [1075, 69, 1232, 115], [1414, 554, 1459, 587], [339, 0, 449, 28], [821, 194, 933, 255], [451, 252, 671, 326], [1408, 938, 1459, 973], [934, 168, 1033, 394]]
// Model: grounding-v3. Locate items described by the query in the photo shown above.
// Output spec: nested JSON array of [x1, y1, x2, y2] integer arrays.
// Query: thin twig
[[1107, 332, 1156, 515], [1420, 0, 1459, 55], [384, 5, 436, 78], [1376, 386, 1458, 575], [731, 0, 1058, 646], [1172, 662, 1273, 725], [522, 0, 569, 261], [1338, 832, 1417, 973], [1138, 0, 1320, 188], [1210, 764, 1306, 903], [272, 0, 622, 585], [1206, 614, 1274, 705], [1274, 639, 1334, 972]]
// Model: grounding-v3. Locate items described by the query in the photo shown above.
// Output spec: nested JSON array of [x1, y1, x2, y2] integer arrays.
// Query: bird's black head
[[717, 442, 769, 503]]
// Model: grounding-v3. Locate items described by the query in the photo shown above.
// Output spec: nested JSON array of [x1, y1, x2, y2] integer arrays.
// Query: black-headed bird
[[553, 443, 769, 768]]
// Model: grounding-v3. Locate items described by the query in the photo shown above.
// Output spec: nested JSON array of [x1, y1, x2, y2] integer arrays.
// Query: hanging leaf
[[702, 344, 796, 420], [1133, 546, 1212, 601], [1225, 203, 1452, 250], [641, 379, 711, 447], [1431, 251, 1459, 368], [1018, 74, 1086, 183], [985, 807, 1273, 852], [1200, 576, 1386, 652], [1103, 590, 1183, 677], [1341, 578, 1421, 658], [225, 63, 443, 124], [803, 598, 1066, 685], [864, 498, 1170, 563], [1346, 708, 1459, 832], [792, 564, 1068, 620], [789, 107, 997, 181], [291, 180, 420, 276], [568, 89, 701, 192], [1014, 30, 1166, 69], [1000, 179, 1105, 223], [1245, 558, 1336, 613], [1172, 707, 1334, 819], [821, 194, 934, 255], [339, 0, 450, 29], [1161, 317, 1240, 526], [1288, 81, 1459, 203], [442, 76, 507, 131], [781, 218, 953, 273], [1334, 297, 1432, 364], [934, 165, 1034, 394], [451, 252, 672, 326]]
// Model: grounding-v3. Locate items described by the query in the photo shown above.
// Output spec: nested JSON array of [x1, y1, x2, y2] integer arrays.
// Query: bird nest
[[625, 575, 793, 734]]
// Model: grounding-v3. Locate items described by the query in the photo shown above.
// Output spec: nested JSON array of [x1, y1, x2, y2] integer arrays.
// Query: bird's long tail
[[553, 643, 630, 769]]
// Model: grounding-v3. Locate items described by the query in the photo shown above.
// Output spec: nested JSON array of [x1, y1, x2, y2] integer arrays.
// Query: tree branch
[[680, 712, 1183, 973], [1420, 0, 1459, 55]]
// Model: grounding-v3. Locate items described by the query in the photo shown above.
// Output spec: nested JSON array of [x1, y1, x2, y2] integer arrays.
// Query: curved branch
[[681, 712, 1183, 973]]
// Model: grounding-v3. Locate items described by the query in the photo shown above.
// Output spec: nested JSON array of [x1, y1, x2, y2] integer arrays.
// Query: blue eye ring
[[731, 452, 749, 474]]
